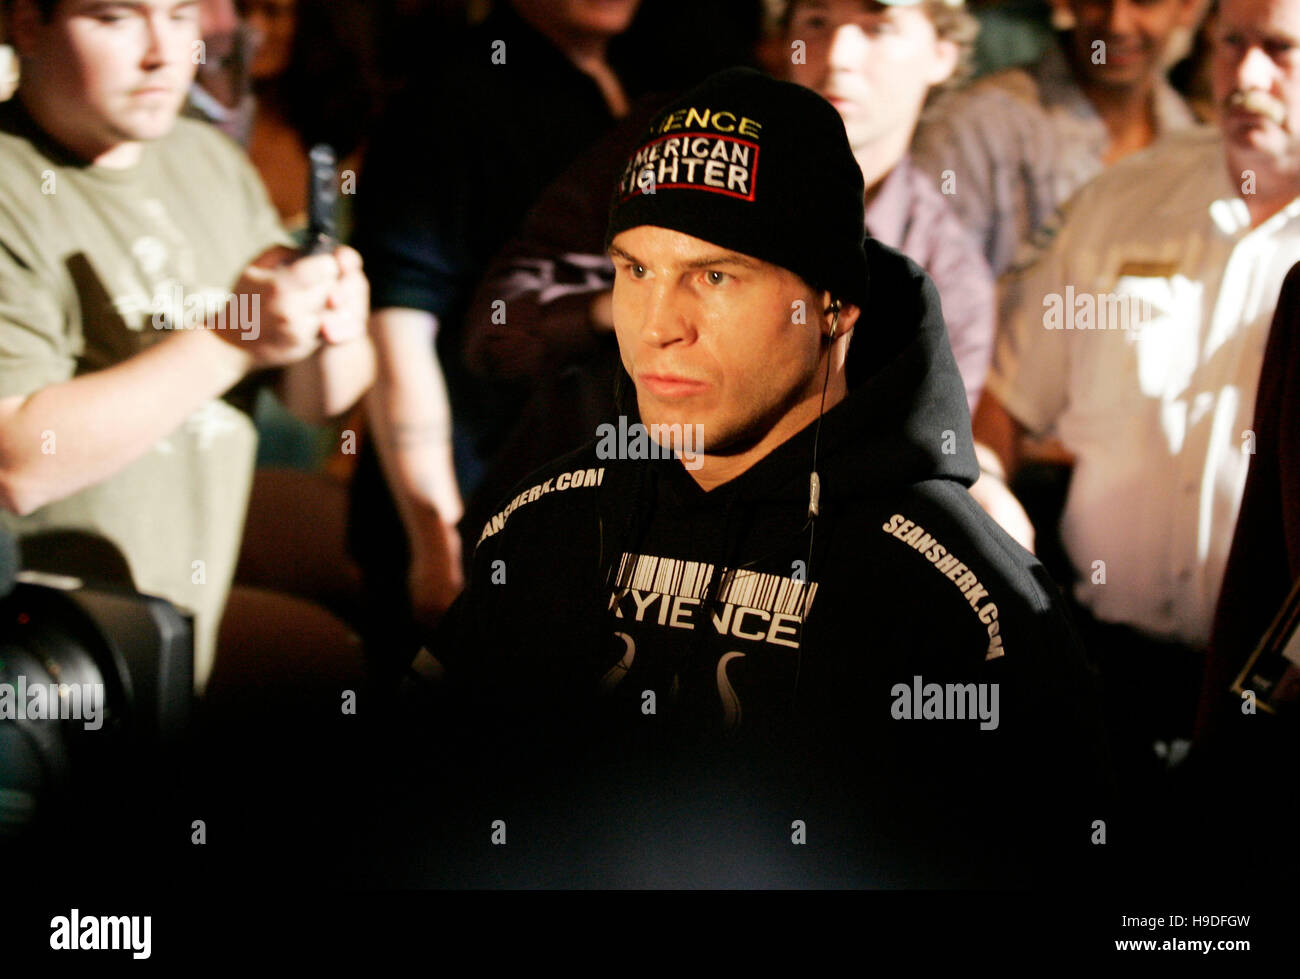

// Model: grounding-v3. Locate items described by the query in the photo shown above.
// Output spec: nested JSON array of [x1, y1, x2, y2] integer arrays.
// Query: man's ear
[[834, 301, 861, 340], [821, 291, 860, 340], [927, 38, 960, 88]]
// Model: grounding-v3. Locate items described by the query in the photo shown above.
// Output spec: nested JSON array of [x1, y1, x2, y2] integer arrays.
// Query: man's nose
[[637, 283, 695, 348], [827, 23, 869, 72], [1104, 0, 1138, 36], [1236, 44, 1277, 94], [140, 13, 176, 69]]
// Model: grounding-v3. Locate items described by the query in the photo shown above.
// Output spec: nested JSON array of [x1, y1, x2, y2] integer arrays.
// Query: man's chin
[[115, 96, 187, 138], [1225, 121, 1286, 158], [1086, 63, 1151, 92], [111, 115, 180, 145]]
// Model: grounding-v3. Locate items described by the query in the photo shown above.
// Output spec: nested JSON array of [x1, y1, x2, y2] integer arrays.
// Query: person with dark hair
[[913, 0, 1202, 278], [184, 0, 257, 145], [349, 0, 643, 674], [411, 68, 1108, 888], [239, 0, 378, 228]]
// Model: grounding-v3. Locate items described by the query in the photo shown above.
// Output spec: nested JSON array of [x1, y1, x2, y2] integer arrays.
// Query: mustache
[[1226, 89, 1287, 125]]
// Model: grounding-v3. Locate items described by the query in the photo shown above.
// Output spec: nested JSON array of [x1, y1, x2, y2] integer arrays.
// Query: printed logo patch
[[619, 134, 759, 201], [619, 106, 763, 202]]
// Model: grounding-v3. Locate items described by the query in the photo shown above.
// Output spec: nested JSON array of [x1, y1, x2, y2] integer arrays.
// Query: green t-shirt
[[0, 101, 286, 690]]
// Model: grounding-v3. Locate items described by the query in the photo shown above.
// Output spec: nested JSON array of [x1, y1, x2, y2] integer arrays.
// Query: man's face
[[525, 0, 641, 41], [1211, 0, 1300, 172], [237, 0, 294, 81], [785, 0, 957, 155], [610, 226, 829, 457], [14, 0, 200, 155], [1064, 0, 1197, 90]]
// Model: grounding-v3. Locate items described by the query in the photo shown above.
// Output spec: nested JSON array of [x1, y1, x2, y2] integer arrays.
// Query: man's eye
[[624, 263, 646, 279], [705, 270, 728, 286], [792, 11, 829, 31]]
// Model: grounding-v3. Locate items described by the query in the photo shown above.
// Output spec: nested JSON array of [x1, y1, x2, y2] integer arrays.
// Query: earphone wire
[[793, 300, 839, 701]]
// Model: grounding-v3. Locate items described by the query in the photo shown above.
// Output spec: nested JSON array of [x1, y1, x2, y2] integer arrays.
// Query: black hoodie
[[425, 241, 1110, 888]]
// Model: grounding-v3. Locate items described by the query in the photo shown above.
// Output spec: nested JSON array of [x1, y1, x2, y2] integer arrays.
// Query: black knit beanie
[[606, 67, 869, 309]]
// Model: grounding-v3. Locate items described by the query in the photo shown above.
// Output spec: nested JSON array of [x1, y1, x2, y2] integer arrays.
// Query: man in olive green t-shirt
[[0, 0, 374, 689]]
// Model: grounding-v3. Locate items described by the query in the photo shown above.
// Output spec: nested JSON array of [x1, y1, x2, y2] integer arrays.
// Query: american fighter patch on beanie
[[606, 67, 870, 310]]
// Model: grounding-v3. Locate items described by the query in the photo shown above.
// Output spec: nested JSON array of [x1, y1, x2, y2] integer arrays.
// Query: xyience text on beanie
[[606, 67, 870, 310]]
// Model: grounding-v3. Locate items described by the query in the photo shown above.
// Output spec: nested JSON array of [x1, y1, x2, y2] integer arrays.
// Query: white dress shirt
[[990, 127, 1300, 645]]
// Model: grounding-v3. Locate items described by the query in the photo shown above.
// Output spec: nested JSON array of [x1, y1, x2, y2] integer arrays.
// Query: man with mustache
[[913, 0, 1202, 278], [972, 0, 1300, 806]]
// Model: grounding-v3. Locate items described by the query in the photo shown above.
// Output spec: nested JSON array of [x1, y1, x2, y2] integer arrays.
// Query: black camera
[[0, 529, 193, 838]]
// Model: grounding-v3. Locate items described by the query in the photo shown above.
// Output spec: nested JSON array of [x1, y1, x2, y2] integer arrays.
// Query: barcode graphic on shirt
[[717, 567, 818, 617], [611, 553, 818, 617], [612, 552, 715, 599]]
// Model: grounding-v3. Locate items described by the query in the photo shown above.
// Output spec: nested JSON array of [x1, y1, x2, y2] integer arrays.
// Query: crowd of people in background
[[1, 0, 1296, 887]]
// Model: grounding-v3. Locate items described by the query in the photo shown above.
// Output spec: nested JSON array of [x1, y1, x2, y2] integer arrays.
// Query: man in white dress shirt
[[972, 0, 1300, 784]]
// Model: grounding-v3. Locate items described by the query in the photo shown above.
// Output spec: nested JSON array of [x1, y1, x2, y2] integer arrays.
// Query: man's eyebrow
[[680, 252, 762, 271], [1264, 28, 1300, 47], [609, 245, 762, 271], [77, 1, 146, 12], [78, 0, 198, 11]]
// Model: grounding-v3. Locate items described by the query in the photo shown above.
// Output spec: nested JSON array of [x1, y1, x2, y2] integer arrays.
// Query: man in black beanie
[[410, 68, 1110, 889]]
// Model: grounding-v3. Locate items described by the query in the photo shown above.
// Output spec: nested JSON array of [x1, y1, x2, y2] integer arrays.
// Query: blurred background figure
[[969, 0, 1300, 871], [783, 0, 993, 411], [239, 0, 379, 231], [234, 0, 380, 475], [967, 0, 1055, 75], [178, 0, 387, 673], [350, 0, 642, 676], [186, 0, 258, 144], [912, 0, 1204, 278], [917, 0, 1207, 566]]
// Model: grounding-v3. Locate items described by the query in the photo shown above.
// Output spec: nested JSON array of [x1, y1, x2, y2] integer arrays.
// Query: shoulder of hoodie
[[469, 438, 622, 558], [859, 478, 1074, 656]]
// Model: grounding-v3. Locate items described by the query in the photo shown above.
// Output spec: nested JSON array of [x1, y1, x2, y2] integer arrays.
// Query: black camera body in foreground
[[0, 558, 193, 838]]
